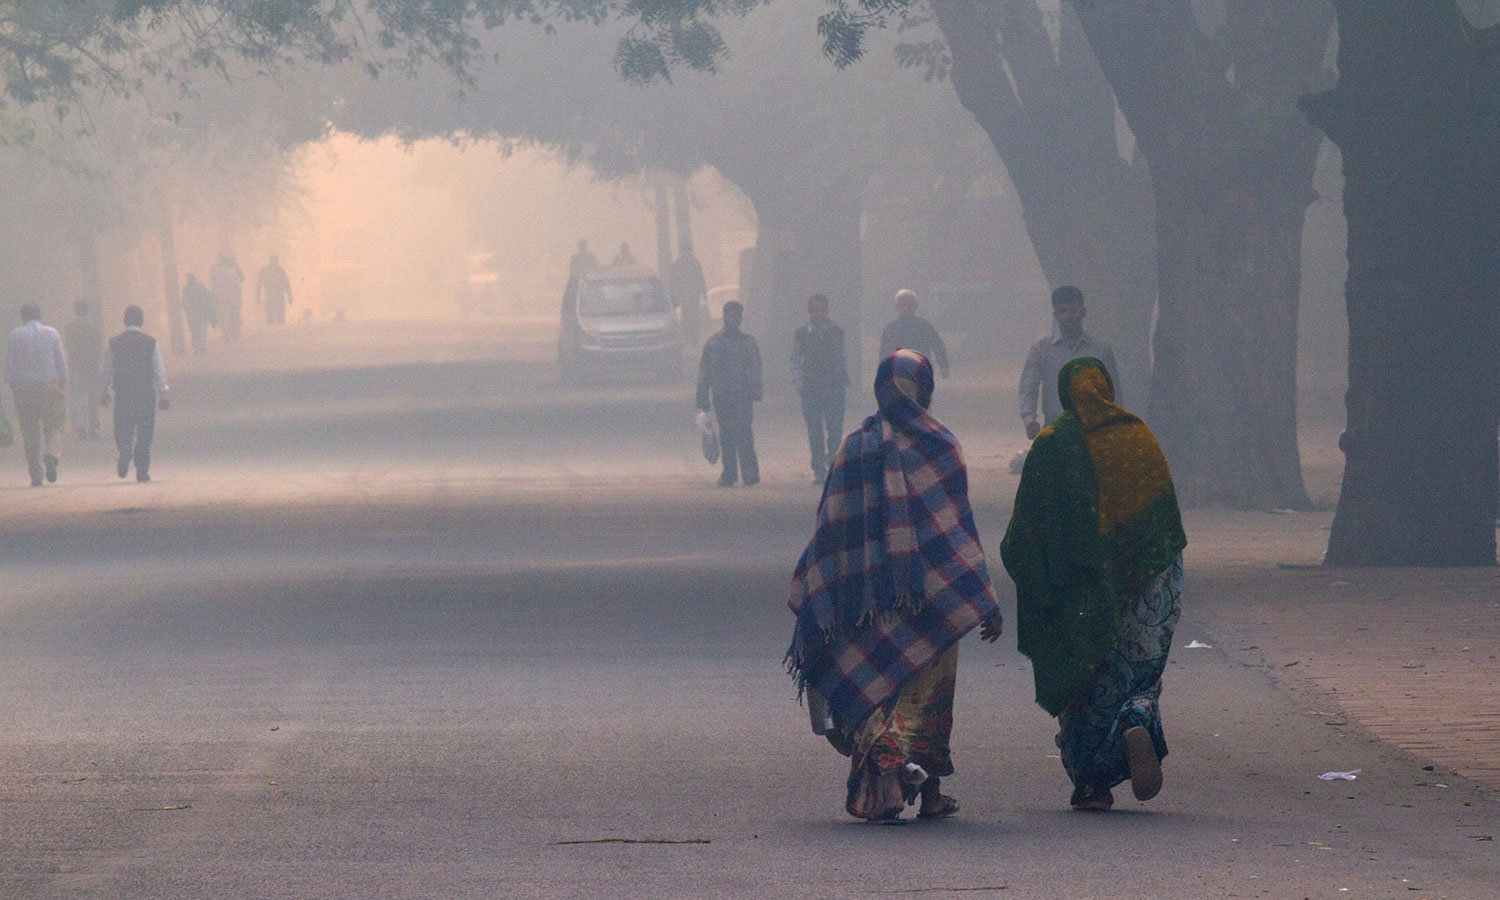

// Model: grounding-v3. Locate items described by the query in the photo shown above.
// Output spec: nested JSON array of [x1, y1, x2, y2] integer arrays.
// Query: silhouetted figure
[[696, 300, 762, 486], [611, 242, 637, 267], [63, 299, 102, 440], [669, 252, 709, 343], [181, 274, 215, 355], [878, 289, 949, 379], [257, 255, 293, 325], [792, 293, 848, 484], [568, 239, 600, 278], [6, 304, 68, 486], [210, 255, 244, 343], [1018, 286, 1120, 440], [101, 305, 169, 483]]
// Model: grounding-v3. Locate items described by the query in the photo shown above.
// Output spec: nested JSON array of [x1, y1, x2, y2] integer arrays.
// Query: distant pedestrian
[[62, 299, 103, 441], [791, 293, 848, 484], [210, 255, 244, 343], [1018, 286, 1120, 439], [1001, 357, 1186, 811], [695, 300, 762, 487], [787, 349, 1002, 823], [6, 304, 68, 486], [878, 289, 949, 379], [257, 255, 293, 325], [568, 239, 600, 279], [181, 274, 215, 355], [611, 242, 637, 267], [100, 305, 169, 483]]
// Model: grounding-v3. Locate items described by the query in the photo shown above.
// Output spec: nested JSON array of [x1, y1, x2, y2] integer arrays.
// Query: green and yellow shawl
[[1000, 357, 1187, 716]]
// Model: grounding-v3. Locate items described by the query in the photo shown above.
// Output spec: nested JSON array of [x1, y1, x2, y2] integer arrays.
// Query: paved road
[[0, 321, 1493, 899]]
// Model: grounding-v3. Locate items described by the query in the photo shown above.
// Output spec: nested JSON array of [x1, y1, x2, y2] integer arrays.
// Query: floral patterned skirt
[[1056, 555, 1183, 805], [845, 644, 958, 819]]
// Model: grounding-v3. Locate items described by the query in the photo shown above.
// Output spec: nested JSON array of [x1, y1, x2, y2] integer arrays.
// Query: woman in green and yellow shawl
[[1001, 357, 1187, 811]]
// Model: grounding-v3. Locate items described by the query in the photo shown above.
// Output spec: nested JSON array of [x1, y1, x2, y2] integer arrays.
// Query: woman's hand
[[979, 612, 1004, 643]]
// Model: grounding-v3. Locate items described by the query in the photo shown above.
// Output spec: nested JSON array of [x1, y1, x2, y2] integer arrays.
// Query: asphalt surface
[[0, 320, 1493, 899]]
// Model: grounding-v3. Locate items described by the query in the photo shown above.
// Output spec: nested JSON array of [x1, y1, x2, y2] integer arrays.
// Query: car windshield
[[578, 278, 671, 317]]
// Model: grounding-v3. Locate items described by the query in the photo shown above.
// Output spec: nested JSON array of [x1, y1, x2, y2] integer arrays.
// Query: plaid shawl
[[787, 350, 999, 734]]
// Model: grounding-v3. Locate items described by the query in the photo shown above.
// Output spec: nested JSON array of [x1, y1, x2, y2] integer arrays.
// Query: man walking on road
[[62, 299, 102, 441], [100, 305, 169, 483], [257, 255, 293, 325], [878, 289, 949, 379], [181, 273, 215, 355], [1019, 286, 1121, 440], [6, 304, 68, 486], [696, 300, 762, 487], [792, 293, 848, 485]]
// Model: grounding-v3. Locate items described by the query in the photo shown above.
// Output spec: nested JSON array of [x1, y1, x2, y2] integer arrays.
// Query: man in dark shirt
[[100, 306, 169, 483], [878, 289, 949, 378], [257, 255, 293, 325], [63, 300, 102, 440], [181, 274, 215, 355], [792, 293, 848, 484], [696, 300, 763, 487]]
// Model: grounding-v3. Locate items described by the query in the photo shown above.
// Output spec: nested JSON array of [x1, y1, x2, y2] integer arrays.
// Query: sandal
[[1123, 726, 1163, 801], [916, 794, 960, 819]]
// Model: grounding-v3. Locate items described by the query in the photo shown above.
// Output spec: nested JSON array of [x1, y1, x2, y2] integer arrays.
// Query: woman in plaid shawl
[[788, 349, 1002, 823], [1001, 357, 1186, 811]]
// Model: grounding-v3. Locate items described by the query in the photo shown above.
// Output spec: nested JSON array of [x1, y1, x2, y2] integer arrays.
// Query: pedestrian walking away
[[62, 299, 103, 440], [791, 293, 848, 484], [181, 273, 216, 355], [6, 304, 69, 486], [878, 289, 949, 379], [1018, 285, 1121, 439], [257, 255, 293, 325], [568, 239, 600, 279], [787, 349, 1002, 824], [100, 305, 170, 483], [695, 300, 762, 487], [1001, 357, 1186, 811]]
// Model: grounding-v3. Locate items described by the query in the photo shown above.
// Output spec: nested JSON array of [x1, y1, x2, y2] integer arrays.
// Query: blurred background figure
[[1018, 286, 1120, 441], [669, 247, 708, 343], [63, 299, 102, 441], [568, 239, 600, 279], [878, 289, 949, 380], [211, 255, 245, 343], [181, 274, 216, 355], [611, 242, 636, 267], [257, 254, 294, 325], [6, 304, 68, 487], [100, 305, 169, 483], [791, 293, 847, 485]]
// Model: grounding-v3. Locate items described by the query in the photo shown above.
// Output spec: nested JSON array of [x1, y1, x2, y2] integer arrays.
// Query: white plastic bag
[[696, 410, 720, 464]]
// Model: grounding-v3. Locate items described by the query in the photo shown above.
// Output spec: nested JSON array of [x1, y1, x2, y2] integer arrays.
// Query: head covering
[[1001, 357, 1186, 715], [787, 349, 999, 733]]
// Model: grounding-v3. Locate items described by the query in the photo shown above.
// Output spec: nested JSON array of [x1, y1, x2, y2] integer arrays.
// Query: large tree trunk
[[1075, 0, 1333, 509], [932, 0, 1157, 406], [737, 177, 864, 392], [1303, 2, 1500, 565], [157, 204, 186, 355]]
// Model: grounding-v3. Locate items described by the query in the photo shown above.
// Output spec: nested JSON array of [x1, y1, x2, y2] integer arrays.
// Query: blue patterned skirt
[[1056, 555, 1183, 805]]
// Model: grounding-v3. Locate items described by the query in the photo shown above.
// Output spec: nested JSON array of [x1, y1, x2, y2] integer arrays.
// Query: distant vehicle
[[558, 269, 683, 381]]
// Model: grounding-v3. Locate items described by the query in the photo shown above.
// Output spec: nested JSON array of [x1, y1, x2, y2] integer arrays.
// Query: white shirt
[[99, 327, 169, 394], [5, 320, 68, 384], [1018, 331, 1120, 428]]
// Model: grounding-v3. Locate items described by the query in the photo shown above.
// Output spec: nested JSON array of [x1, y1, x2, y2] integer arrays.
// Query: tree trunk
[[653, 181, 672, 277], [931, 0, 1158, 406], [672, 180, 695, 257], [739, 177, 864, 391], [158, 204, 186, 355], [1075, 0, 1332, 509], [1304, 2, 1500, 565]]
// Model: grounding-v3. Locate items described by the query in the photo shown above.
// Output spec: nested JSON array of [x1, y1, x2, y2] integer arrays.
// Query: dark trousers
[[187, 318, 209, 354], [266, 299, 287, 325], [114, 394, 156, 476], [800, 390, 845, 475], [713, 393, 758, 484]]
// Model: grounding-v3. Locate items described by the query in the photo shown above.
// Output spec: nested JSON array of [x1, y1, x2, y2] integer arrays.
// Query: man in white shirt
[[1018, 286, 1121, 439], [6, 304, 69, 486], [100, 306, 170, 483]]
